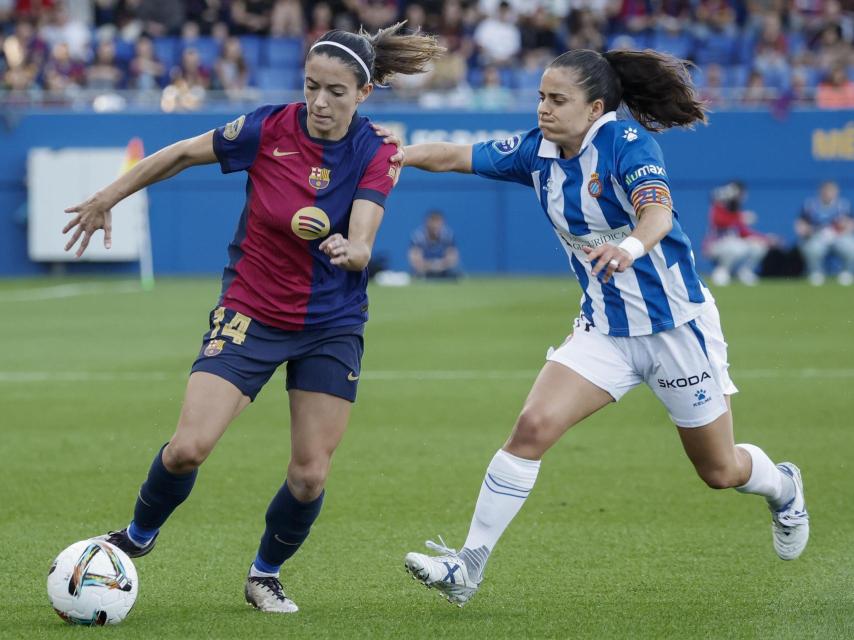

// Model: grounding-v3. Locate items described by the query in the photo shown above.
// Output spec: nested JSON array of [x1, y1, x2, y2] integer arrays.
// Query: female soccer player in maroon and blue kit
[[62, 24, 442, 614]]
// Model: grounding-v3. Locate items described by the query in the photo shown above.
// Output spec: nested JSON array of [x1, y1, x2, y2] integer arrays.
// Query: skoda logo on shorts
[[291, 206, 331, 240]]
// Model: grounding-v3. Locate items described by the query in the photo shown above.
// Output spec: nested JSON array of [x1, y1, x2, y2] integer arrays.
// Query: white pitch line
[[1, 369, 854, 383], [0, 372, 173, 382], [0, 282, 141, 302]]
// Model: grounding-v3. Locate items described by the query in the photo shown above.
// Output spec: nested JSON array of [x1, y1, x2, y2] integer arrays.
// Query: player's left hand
[[584, 244, 633, 284], [371, 124, 405, 165], [320, 233, 354, 267]]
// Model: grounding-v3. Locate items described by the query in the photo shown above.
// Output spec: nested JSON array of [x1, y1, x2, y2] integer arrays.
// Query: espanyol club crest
[[204, 339, 225, 357], [492, 134, 521, 154], [309, 167, 331, 190], [588, 172, 602, 198]]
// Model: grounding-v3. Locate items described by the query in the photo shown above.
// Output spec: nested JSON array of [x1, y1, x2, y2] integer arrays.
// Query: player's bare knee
[[163, 440, 209, 473], [509, 407, 556, 453], [287, 462, 329, 501]]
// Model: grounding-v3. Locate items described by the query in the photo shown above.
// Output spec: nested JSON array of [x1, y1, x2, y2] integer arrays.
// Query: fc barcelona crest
[[309, 167, 331, 190], [588, 172, 602, 198], [204, 339, 225, 357]]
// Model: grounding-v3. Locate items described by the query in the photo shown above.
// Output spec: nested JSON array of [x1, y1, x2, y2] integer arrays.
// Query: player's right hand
[[371, 124, 405, 165], [63, 194, 113, 258]]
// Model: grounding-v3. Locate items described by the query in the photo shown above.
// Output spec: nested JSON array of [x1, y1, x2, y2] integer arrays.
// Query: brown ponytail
[[309, 22, 444, 88], [602, 49, 707, 131], [549, 49, 707, 132], [362, 22, 444, 86]]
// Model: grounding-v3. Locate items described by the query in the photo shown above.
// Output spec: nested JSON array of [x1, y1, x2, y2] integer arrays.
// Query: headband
[[309, 40, 371, 82]]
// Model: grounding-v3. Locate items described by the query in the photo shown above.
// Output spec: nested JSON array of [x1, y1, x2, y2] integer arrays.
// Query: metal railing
[[0, 86, 817, 112]]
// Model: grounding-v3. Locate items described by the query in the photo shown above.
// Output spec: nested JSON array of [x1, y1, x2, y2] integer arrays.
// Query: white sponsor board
[[28, 148, 147, 261]]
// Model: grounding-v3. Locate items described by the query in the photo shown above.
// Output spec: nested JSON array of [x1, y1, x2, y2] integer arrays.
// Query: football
[[47, 539, 138, 625]]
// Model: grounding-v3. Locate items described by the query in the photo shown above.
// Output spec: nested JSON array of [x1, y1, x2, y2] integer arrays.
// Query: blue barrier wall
[[1, 108, 852, 276]]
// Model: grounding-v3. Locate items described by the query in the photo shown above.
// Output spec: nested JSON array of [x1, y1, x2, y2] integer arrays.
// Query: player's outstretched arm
[[401, 143, 473, 174], [372, 124, 472, 174], [63, 131, 218, 257]]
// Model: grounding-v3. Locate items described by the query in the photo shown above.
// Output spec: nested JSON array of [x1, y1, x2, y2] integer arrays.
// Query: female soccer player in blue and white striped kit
[[378, 49, 809, 606]]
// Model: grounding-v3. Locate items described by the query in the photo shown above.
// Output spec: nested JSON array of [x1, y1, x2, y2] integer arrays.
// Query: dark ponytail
[[308, 22, 444, 88], [549, 49, 707, 132]]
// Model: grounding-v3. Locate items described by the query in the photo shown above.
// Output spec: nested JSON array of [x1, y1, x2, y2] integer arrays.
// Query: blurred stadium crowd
[[0, 0, 852, 110]]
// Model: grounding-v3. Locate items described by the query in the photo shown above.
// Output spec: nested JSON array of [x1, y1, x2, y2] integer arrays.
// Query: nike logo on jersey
[[347, 372, 359, 381], [273, 148, 299, 157]]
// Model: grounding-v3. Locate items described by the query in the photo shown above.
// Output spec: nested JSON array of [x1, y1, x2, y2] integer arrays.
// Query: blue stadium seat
[[606, 31, 651, 52], [787, 32, 807, 55], [498, 67, 515, 88], [112, 38, 136, 65], [266, 37, 304, 68], [725, 64, 749, 87], [694, 32, 739, 65], [513, 67, 542, 92], [238, 36, 263, 69], [180, 37, 221, 67], [803, 67, 823, 87], [256, 66, 303, 90], [651, 30, 694, 59], [735, 34, 757, 65], [466, 67, 483, 87], [152, 37, 179, 69], [761, 65, 791, 89]]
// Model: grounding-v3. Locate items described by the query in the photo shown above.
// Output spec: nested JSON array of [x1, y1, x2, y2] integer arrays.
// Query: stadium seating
[[650, 29, 695, 59], [238, 36, 264, 70], [152, 37, 180, 70], [256, 66, 303, 91], [265, 37, 304, 68], [179, 37, 222, 67], [694, 32, 740, 65]]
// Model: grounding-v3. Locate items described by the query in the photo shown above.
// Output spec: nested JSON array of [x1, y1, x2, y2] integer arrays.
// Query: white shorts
[[547, 305, 738, 428]]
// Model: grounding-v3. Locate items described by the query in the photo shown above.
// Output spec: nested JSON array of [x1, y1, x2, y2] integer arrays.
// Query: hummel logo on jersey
[[273, 148, 299, 157], [347, 372, 359, 381], [623, 127, 638, 142]]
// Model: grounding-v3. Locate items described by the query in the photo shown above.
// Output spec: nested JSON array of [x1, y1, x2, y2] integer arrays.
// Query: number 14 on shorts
[[210, 307, 252, 345]]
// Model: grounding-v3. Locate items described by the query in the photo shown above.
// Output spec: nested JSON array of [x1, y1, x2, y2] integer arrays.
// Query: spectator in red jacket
[[704, 181, 774, 286]]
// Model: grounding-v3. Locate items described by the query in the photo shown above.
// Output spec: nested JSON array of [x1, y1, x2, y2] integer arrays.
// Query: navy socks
[[126, 446, 322, 572], [254, 482, 324, 573], [129, 444, 197, 541]]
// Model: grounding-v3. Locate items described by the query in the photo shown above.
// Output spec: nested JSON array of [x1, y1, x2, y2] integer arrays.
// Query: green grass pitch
[[1, 277, 852, 639]]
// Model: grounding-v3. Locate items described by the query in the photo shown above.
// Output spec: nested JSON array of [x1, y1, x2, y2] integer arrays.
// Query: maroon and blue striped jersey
[[212, 103, 398, 330]]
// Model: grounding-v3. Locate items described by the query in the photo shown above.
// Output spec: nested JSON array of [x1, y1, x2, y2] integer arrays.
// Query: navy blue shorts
[[190, 306, 364, 402]]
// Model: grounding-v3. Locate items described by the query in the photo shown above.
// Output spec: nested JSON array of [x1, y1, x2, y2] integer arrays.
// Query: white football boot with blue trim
[[770, 463, 809, 560], [404, 538, 480, 607]]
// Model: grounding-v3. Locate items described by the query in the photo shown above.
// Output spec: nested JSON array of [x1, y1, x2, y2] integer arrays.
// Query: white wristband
[[618, 236, 645, 261]]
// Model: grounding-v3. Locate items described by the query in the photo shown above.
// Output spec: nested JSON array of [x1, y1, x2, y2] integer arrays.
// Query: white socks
[[249, 564, 280, 579], [460, 449, 541, 578], [735, 443, 795, 509]]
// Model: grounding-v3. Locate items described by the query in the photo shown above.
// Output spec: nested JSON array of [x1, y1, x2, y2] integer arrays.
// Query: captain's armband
[[631, 180, 672, 216]]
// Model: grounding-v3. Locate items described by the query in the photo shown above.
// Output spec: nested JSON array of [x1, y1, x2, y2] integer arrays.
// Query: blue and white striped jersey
[[471, 112, 711, 337]]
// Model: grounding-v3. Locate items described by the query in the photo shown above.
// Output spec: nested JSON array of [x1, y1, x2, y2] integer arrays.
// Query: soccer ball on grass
[[47, 539, 138, 625]]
